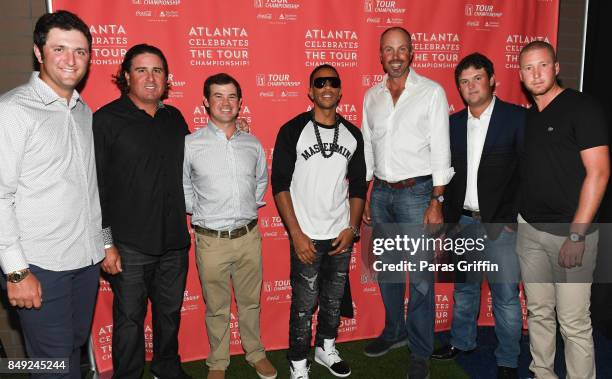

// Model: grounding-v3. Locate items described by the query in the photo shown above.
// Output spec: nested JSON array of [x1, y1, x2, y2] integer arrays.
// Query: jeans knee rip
[[299, 273, 318, 291]]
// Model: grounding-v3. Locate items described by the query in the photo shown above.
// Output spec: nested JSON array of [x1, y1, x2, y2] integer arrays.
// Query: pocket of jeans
[[410, 179, 433, 196]]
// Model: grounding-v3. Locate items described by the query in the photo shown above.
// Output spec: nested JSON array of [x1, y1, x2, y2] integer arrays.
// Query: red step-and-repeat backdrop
[[50, 0, 558, 373]]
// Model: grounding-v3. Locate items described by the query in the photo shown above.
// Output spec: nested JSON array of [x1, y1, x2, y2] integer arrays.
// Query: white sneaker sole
[[314, 356, 351, 378]]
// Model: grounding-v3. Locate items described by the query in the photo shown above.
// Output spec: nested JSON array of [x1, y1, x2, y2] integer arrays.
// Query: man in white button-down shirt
[[361, 27, 454, 379], [0, 11, 104, 379]]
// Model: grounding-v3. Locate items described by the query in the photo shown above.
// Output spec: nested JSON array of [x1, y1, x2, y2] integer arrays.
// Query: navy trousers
[[16, 264, 100, 379]]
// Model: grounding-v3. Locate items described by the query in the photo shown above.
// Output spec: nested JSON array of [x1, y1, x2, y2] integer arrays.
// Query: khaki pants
[[517, 215, 597, 379], [195, 226, 266, 370]]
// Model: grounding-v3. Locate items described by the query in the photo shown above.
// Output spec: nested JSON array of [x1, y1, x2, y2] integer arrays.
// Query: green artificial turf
[[136, 339, 469, 379]]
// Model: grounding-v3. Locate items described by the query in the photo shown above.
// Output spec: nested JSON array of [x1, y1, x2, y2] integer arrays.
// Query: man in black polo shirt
[[517, 41, 610, 378], [93, 44, 191, 379]]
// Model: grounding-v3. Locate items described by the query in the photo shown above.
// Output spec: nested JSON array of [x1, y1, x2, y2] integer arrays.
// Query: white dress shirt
[[362, 70, 454, 186], [464, 96, 496, 211], [183, 122, 268, 231], [0, 72, 105, 274]]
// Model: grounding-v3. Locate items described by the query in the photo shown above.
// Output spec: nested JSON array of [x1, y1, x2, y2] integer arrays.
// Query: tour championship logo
[[254, 0, 300, 23], [254, 0, 300, 9], [89, 24, 128, 66], [258, 215, 288, 240], [256, 73, 301, 101], [363, 0, 406, 14], [359, 272, 379, 294], [131, 0, 181, 19], [262, 278, 292, 304], [411, 31, 461, 70], [304, 29, 359, 68], [187, 26, 250, 67], [464, 3, 503, 29], [361, 73, 384, 88], [363, 0, 406, 24], [504, 34, 550, 69]]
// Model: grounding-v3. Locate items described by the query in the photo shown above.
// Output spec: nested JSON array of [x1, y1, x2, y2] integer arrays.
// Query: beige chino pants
[[195, 226, 266, 371], [517, 215, 598, 379]]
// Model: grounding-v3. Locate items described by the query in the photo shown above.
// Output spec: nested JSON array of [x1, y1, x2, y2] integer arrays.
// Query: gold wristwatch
[[7, 268, 30, 283]]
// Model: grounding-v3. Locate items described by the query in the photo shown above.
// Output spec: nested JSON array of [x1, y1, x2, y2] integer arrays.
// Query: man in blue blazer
[[431, 53, 524, 379]]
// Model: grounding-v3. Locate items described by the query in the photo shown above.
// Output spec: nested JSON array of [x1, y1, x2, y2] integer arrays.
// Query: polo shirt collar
[[30, 71, 82, 108]]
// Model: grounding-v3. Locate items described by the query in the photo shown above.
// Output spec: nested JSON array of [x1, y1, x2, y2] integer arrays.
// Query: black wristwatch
[[568, 232, 585, 243], [7, 268, 30, 283]]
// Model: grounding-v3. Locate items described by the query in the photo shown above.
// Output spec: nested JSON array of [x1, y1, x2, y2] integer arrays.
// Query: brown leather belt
[[374, 175, 432, 189], [462, 209, 481, 219], [193, 219, 258, 239]]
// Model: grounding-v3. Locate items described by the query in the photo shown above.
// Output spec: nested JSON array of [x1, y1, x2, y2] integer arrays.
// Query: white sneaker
[[289, 359, 310, 379], [314, 338, 351, 377]]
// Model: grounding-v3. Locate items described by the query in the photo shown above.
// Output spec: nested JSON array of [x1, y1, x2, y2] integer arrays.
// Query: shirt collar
[[468, 95, 496, 121], [207, 120, 240, 139], [379, 68, 421, 94], [30, 71, 82, 108], [120, 94, 165, 114]]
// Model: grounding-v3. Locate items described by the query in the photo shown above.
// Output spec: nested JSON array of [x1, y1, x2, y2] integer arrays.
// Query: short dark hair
[[34, 10, 92, 55], [113, 44, 170, 98], [519, 40, 557, 63], [309, 64, 339, 86], [380, 27, 412, 51], [203, 73, 242, 113], [454, 52, 495, 86]]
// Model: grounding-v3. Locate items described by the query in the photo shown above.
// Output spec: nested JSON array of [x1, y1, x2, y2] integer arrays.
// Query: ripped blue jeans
[[287, 239, 351, 361]]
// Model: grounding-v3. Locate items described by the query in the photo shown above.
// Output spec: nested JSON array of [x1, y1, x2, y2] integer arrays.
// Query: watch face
[[8, 270, 28, 283], [569, 233, 583, 242]]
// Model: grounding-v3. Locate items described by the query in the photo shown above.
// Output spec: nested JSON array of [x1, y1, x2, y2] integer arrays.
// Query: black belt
[[193, 219, 258, 239], [462, 209, 481, 219], [374, 175, 432, 189]]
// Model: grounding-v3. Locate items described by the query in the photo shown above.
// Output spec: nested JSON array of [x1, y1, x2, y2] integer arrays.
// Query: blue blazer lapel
[[481, 100, 504, 157], [456, 110, 468, 155]]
